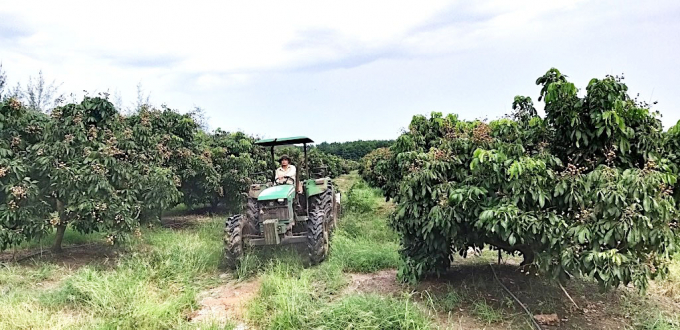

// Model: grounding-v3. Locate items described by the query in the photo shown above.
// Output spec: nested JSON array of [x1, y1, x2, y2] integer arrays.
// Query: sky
[[1, 0, 679, 142]]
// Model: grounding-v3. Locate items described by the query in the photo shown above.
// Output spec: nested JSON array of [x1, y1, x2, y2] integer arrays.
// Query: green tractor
[[224, 136, 339, 268]]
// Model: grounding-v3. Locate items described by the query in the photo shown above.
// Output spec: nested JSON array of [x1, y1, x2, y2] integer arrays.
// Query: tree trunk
[[486, 238, 535, 266], [53, 199, 66, 253], [53, 224, 66, 253]]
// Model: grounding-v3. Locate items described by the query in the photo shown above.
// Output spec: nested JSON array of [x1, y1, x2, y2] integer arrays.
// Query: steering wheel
[[277, 176, 294, 185]]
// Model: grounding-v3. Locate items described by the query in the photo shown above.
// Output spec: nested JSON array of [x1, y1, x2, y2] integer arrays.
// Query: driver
[[275, 155, 296, 185]]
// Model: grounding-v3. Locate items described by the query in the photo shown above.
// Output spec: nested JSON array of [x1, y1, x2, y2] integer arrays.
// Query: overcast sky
[[1, 0, 679, 142]]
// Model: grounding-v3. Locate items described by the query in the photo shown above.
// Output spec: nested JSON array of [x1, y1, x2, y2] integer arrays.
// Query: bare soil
[[334, 258, 640, 329], [341, 269, 511, 329], [188, 277, 261, 326], [161, 214, 215, 229], [0, 242, 119, 269], [418, 260, 632, 330], [344, 269, 402, 296]]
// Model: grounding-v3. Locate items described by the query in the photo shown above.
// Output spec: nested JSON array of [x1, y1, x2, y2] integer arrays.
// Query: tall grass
[[14, 227, 104, 251], [343, 180, 381, 213], [0, 218, 229, 330], [246, 259, 431, 330], [312, 294, 430, 330], [328, 181, 401, 273]]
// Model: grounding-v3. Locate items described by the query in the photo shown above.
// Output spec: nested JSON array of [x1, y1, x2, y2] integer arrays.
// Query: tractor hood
[[257, 184, 294, 201]]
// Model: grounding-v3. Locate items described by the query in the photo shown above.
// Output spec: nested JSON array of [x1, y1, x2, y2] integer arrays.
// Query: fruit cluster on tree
[[361, 68, 679, 291]]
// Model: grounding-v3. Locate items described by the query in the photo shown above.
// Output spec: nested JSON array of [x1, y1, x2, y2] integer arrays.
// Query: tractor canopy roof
[[255, 136, 314, 147]]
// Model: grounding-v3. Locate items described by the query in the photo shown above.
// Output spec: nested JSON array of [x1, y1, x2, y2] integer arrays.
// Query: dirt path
[[188, 277, 261, 327]]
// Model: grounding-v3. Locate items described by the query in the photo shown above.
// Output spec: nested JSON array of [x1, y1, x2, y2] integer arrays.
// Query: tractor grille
[[261, 206, 289, 221]]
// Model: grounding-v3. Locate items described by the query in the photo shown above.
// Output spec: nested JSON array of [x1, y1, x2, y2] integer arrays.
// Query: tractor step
[[246, 235, 307, 246]]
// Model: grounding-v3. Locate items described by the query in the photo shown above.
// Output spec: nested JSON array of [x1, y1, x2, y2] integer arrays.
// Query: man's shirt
[[275, 165, 296, 184]]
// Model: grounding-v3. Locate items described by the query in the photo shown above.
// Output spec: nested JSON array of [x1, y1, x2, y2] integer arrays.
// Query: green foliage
[[0, 98, 50, 249], [359, 147, 394, 191], [209, 129, 268, 212], [127, 107, 218, 210], [315, 139, 394, 160], [0, 95, 270, 251], [364, 69, 680, 291], [273, 146, 355, 179], [27, 97, 180, 246], [541, 69, 664, 168]]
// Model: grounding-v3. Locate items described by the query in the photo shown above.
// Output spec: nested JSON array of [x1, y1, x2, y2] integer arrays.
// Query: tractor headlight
[[277, 198, 285, 203]]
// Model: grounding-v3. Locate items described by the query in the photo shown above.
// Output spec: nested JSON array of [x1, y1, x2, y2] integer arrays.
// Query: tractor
[[224, 136, 339, 268]]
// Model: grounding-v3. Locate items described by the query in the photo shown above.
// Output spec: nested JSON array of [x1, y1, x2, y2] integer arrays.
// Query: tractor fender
[[248, 183, 267, 199], [304, 178, 330, 197]]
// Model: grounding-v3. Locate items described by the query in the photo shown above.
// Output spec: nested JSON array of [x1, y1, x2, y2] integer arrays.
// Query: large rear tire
[[307, 187, 333, 265], [224, 214, 244, 269]]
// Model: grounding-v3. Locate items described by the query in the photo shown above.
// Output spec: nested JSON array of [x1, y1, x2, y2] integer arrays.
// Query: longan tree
[[365, 69, 679, 291]]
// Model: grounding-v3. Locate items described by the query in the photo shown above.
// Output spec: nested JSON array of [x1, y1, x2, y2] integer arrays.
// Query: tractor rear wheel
[[307, 188, 333, 265], [224, 214, 244, 269]]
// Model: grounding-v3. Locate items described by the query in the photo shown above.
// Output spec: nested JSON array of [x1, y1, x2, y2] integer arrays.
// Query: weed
[[636, 313, 680, 330], [246, 259, 430, 329], [235, 252, 261, 280], [472, 300, 504, 324], [311, 294, 432, 330], [16, 227, 103, 250], [329, 234, 400, 273], [436, 285, 462, 312], [344, 181, 379, 213], [246, 260, 316, 329]]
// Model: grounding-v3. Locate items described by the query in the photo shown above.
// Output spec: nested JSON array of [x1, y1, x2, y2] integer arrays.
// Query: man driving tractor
[[275, 155, 296, 184], [275, 155, 303, 193], [224, 136, 338, 269]]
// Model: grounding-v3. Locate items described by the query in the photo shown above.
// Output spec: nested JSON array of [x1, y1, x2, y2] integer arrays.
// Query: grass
[[433, 285, 462, 312], [328, 208, 401, 273], [246, 259, 431, 330], [0, 218, 228, 330], [13, 227, 104, 251], [472, 300, 504, 324], [313, 294, 431, 329]]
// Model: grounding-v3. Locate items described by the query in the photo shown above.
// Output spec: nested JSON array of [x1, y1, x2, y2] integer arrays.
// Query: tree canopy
[[361, 68, 679, 292], [315, 140, 393, 161]]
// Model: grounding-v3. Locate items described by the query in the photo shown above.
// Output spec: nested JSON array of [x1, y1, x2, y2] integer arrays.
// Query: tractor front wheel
[[307, 189, 333, 265], [245, 198, 260, 234], [224, 214, 244, 269]]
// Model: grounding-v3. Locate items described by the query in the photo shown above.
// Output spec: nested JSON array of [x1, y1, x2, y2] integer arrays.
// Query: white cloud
[[1, 0, 679, 140]]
